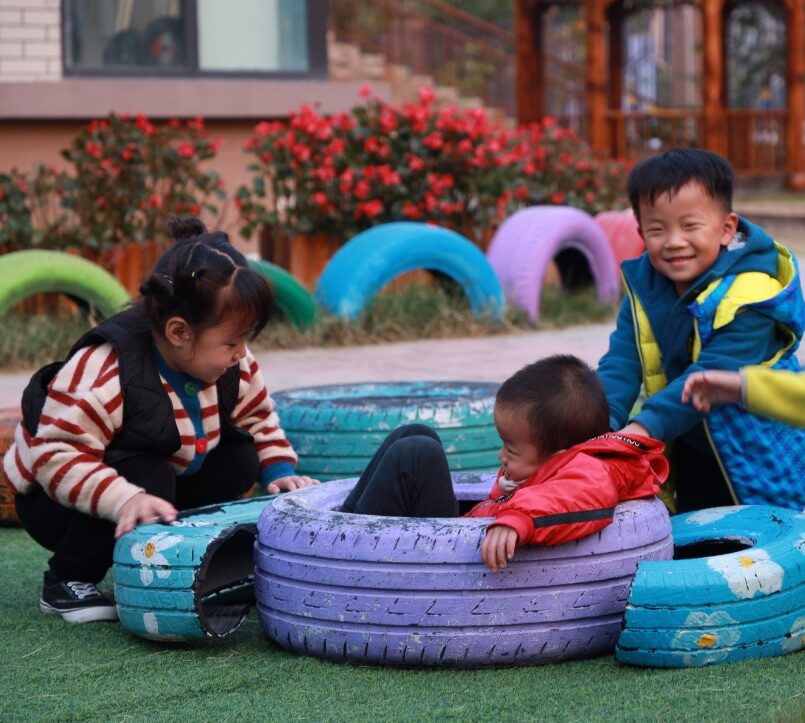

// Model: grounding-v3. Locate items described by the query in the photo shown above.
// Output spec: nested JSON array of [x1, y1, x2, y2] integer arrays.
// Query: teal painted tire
[[273, 381, 501, 481], [113, 495, 277, 642], [248, 258, 318, 330], [615, 505, 805, 667], [315, 222, 505, 322], [0, 250, 130, 317]]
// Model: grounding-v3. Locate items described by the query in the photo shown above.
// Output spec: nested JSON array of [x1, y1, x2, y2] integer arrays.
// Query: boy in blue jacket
[[597, 148, 805, 512]]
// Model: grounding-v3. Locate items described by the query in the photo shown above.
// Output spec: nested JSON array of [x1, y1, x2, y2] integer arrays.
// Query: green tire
[[0, 250, 131, 318], [248, 258, 318, 329]]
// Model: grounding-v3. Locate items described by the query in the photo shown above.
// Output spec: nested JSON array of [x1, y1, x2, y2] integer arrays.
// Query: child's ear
[[163, 316, 193, 348], [720, 212, 739, 247]]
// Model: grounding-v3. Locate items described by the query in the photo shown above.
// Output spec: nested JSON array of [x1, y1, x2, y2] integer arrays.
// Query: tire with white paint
[[486, 206, 619, 323], [315, 222, 505, 322], [255, 475, 673, 667], [273, 381, 500, 480], [616, 505, 805, 667], [113, 495, 277, 642], [594, 210, 645, 268]]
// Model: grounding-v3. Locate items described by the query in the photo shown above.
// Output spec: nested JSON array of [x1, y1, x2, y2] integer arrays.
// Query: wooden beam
[[785, 0, 805, 189], [586, 0, 608, 151], [515, 0, 544, 124], [607, 2, 625, 157], [702, 0, 727, 157]]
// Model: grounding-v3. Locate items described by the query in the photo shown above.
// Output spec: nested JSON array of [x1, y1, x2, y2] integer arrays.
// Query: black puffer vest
[[21, 307, 248, 468]]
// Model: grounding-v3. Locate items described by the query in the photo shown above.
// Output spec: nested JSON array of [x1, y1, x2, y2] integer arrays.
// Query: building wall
[[0, 0, 388, 252], [0, 0, 61, 81]]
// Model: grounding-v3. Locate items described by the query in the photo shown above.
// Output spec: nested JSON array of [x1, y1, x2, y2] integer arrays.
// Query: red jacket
[[464, 433, 668, 546]]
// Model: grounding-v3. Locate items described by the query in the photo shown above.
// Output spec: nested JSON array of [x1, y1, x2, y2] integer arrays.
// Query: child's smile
[[638, 180, 738, 295]]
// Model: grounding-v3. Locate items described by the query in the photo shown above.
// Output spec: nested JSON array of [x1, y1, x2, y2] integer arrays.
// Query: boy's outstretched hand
[[682, 370, 742, 413], [266, 475, 319, 494], [116, 492, 178, 539], [481, 524, 519, 572]]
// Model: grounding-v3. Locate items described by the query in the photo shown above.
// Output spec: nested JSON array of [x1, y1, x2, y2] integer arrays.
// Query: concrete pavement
[[0, 323, 614, 408]]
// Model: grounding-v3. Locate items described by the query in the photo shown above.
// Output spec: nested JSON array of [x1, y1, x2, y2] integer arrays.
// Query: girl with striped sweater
[[4, 218, 316, 623]]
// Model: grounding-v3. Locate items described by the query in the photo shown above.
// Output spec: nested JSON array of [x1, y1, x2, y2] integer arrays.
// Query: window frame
[[62, 0, 328, 79]]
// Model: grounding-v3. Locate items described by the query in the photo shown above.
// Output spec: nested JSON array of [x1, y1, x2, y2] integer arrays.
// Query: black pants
[[672, 437, 735, 513], [15, 436, 259, 583], [342, 424, 460, 517]]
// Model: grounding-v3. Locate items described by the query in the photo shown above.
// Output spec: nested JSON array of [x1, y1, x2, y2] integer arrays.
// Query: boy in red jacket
[[342, 355, 669, 572]]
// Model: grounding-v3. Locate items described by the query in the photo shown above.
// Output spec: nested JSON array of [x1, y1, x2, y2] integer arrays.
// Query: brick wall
[[0, 0, 61, 81]]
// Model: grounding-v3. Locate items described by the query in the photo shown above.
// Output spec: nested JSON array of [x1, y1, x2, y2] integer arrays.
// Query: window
[[63, 0, 326, 76]]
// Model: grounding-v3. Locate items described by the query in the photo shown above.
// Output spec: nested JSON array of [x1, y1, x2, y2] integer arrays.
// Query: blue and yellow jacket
[[598, 217, 805, 509]]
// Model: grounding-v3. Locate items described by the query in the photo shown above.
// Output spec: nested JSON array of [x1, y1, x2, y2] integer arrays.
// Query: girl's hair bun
[[169, 217, 207, 241]]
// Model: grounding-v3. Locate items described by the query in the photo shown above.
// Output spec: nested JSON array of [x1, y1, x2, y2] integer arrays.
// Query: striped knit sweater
[[3, 343, 297, 522]]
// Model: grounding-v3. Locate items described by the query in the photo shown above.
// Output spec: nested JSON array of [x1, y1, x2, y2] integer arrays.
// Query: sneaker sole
[[40, 600, 119, 624]]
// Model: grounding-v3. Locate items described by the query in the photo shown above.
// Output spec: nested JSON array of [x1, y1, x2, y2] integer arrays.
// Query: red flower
[[149, 193, 162, 209], [121, 148, 133, 161], [407, 154, 426, 172], [550, 191, 565, 204], [423, 132, 443, 151], [353, 180, 371, 199], [362, 199, 383, 218], [418, 85, 436, 106], [402, 202, 421, 219], [254, 121, 273, 137], [85, 142, 102, 158], [178, 142, 195, 158], [358, 84, 373, 98]]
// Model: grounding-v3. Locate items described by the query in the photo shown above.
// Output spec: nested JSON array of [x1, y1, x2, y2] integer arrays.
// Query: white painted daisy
[[706, 547, 784, 599], [685, 507, 746, 526], [130, 531, 183, 586], [673, 610, 741, 666], [781, 616, 805, 653]]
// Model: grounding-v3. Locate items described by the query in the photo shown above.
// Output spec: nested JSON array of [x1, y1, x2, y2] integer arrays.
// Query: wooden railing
[[329, 0, 515, 116], [726, 109, 788, 174], [606, 109, 704, 159]]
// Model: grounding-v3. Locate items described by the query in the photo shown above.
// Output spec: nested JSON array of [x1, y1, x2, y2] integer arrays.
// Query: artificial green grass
[[0, 528, 802, 722]]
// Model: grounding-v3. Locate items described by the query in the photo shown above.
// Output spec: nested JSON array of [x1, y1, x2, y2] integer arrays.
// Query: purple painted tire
[[486, 206, 620, 323], [255, 473, 673, 668]]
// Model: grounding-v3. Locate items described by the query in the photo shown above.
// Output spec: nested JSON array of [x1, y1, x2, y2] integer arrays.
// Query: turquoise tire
[[273, 381, 501, 481], [615, 504, 805, 667], [0, 250, 131, 317], [113, 495, 278, 642], [248, 258, 318, 329], [315, 222, 505, 322]]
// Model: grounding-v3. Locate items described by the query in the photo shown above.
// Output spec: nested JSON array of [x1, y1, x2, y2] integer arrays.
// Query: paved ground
[[0, 323, 614, 408]]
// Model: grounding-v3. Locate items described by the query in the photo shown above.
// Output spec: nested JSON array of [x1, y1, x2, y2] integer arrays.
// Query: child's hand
[[115, 492, 177, 539], [266, 475, 319, 494], [682, 370, 742, 412], [480, 524, 519, 572]]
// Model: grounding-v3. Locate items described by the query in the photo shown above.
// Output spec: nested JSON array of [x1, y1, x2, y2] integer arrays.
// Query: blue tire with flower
[[616, 505, 805, 667], [113, 495, 277, 642], [315, 222, 505, 322]]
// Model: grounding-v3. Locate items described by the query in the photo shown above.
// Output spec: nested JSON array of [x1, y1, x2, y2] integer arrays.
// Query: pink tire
[[595, 210, 645, 268], [486, 206, 620, 323]]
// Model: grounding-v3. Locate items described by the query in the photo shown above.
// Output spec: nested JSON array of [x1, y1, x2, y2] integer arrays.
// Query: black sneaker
[[40, 578, 118, 624]]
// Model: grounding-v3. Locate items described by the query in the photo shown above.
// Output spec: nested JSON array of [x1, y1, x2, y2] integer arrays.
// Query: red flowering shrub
[[236, 87, 630, 242], [62, 114, 225, 249], [2, 114, 225, 252]]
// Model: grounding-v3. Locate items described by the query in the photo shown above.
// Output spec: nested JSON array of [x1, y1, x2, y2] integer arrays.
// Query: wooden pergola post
[[607, 2, 625, 157], [785, 0, 805, 188], [515, 0, 544, 124], [702, 0, 728, 157], [586, 0, 609, 151]]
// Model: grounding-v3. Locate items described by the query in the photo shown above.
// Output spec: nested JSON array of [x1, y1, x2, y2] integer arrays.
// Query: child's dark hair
[[627, 148, 734, 220], [496, 355, 609, 456], [139, 217, 275, 339]]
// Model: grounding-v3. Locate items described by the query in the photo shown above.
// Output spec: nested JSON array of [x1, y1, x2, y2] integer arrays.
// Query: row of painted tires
[[114, 480, 805, 669], [0, 250, 318, 329], [0, 209, 641, 329]]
